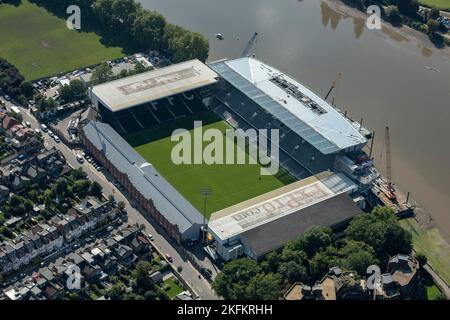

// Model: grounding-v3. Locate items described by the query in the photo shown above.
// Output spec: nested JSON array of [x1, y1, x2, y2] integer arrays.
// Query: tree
[[259, 251, 281, 274], [212, 258, 260, 299], [345, 206, 412, 261], [164, 24, 209, 62], [73, 179, 91, 197], [20, 81, 34, 98], [91, 62, 113, 85], [414, 252, 427, 268], [132, 261, 154, 292], [35, 94, 56, 112], [245, 273, 281, 300], [55, 178, 69, 197], [429, 7, 440, 20], [134, 61, 146, 74], [71, 167, 87, 180], [397, 0, 419, 16], [0, 58, 25, 98], [427, 19, 439, 35], [58, 79, 87, 104], [286, 226, 335, 258], [340, 240, 378, 275], [278, 260, 309, 284], [105, 282, 126, 300], [309, 246, 341, 280], [117, 201, 126, 212], [132, 10, 166, 49], [89, 181, 103, 198], [385, 6, 402, 25]]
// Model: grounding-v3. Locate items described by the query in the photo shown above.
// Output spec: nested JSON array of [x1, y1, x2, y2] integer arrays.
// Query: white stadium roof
[[208, 172, 357, 241], [91, 59, 219, 112], [209, 57, 367, 153]]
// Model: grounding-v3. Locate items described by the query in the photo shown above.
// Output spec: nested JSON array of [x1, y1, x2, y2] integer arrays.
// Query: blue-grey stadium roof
[[82, 121, 204, 237], [209, 57, 367, 154]]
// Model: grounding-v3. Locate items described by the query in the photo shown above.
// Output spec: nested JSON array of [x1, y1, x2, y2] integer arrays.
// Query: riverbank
[[325, 0, 450, 286], [326, 0, 450, 55]]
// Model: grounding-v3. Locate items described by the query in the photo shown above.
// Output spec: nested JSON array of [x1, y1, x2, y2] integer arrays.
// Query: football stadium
[[81, 57, 372, 260]]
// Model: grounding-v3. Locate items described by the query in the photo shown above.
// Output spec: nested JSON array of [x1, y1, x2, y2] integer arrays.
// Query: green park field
[[125, 113, 295, 217], [419, 0, 450, 10], [0, 0, 124, 80]]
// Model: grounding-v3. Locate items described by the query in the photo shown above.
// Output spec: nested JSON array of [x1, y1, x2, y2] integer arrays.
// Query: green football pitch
[[125, 112, 295, 217], [0, 0, 124, 80]]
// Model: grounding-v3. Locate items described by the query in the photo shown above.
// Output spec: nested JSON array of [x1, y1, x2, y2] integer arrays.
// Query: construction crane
[[383, 126, 397, 201], [324, 72, 342, 101], [240, 32, 258, 58]]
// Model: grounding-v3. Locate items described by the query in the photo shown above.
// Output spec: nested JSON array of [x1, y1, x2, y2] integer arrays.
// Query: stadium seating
[[211, 92, 311, 180], [99, 90, 208, 135]]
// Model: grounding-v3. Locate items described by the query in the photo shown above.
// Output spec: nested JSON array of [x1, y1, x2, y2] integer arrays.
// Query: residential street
[[8, 102, 219, 300]]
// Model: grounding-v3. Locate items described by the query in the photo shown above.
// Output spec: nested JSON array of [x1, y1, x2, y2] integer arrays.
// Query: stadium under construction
[[81, 57, 379, 261]]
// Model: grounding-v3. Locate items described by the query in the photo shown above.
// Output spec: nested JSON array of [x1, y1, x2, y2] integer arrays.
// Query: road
[[8, 102, 219, 300]]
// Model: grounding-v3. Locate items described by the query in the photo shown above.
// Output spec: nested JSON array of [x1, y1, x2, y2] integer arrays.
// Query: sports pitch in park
[[125, 113, 295, 217], [0, 0, 124, 80], [419, 0, 450, 10]]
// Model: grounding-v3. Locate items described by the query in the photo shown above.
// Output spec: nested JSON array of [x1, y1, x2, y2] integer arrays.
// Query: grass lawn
[[425, 284, 442, 300], [0, 0, 124, 80], [400, 218, 450, 285], [126, 112, 295, 217], [419, 0, 450, 10], [164, 277, 184, 299]]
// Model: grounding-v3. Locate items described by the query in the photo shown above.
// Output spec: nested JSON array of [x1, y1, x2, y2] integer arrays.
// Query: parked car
[[40, 124, 48, 132], [25, 121, 31, 128], [148, 234, 154, 241], [47, 130, 54, 137], [165, 253, 173, 263], [54, 136, 60, 143], [76, 154, 84, 163]]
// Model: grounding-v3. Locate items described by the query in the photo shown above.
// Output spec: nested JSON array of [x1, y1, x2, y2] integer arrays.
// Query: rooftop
[[209, 57, 367, 153], [91, 59, 218, 112], [208, 171, 357, 241], [240, 193, 362, 258], [81, 121, 204, 235]]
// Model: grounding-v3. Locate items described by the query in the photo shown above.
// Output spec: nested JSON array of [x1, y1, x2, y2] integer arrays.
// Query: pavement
[[5, 101, 219, 300]]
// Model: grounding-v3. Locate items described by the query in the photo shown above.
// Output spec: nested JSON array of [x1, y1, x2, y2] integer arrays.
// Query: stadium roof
[[91, 59, 219, 112], [208, 172, 358, 241], [240, 193, 361, 258], [82, 121, 204, 236], [209, 57, 367, 154]]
